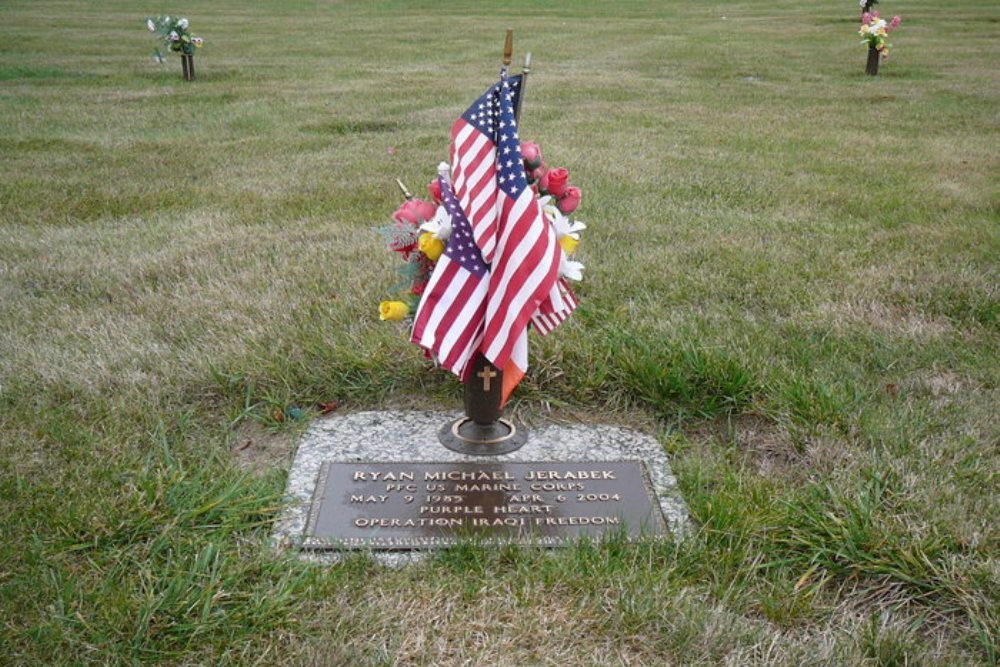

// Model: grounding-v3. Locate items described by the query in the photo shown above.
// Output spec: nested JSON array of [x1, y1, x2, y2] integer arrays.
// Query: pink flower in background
[[889, 16, 901, 29], [393, 198, 437, 225], [557, 187, 581, 214], [427, 178, 442, 203], [521, 141, 543, 168], [386, 146, 396, 155], [861, 12, 871, 24]]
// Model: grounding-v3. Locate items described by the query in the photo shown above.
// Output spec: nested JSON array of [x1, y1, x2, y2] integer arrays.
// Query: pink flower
[[393, 198, 437, 225], [529, 165, 547, 184], [427, 178, 442, 204], [861, 12, 871, 24], [889, 15, 901, 29], [557, 187, 581, 214], [521, 141, 543, 169]]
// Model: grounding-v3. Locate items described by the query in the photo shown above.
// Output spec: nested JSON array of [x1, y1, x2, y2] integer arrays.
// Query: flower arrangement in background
[[859, 10, 901, 60], [146, 15, 203, 63], [378, 145, 585, 322]]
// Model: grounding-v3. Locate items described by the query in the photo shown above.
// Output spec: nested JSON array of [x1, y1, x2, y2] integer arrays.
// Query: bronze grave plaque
[[302, 460, 667, 550]]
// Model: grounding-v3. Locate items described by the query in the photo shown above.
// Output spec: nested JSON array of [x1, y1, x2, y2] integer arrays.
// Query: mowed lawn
[[1, 0, 996, 664]]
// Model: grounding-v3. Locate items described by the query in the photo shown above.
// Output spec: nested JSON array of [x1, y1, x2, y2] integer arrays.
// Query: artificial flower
[[543, 198, 586, 241], [393, 198, 437, 225], [169, 31, 179, 41], [379, 300, 410, 321], [521, 141, 543, 169], [540, 167, 569, 197], [418, 232, 445, 261], [192, 37, 203, 47], [178, 18, 189, 29], [557, 186, 582, 214], [419, 205, 452, 242], [427, 178, 442, 203], [559, 236, 579, 254], [147, 19, 156, 31], [559, 256, 584, 281]]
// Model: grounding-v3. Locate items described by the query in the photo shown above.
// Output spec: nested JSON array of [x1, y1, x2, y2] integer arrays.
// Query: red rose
[[521, 141, 543, 169], [542, 167, 569, 198], [393, 198, 437, 225], [427, 179, 442, 204], [529, 165, 547, 184], [557, 187, 581, 214]]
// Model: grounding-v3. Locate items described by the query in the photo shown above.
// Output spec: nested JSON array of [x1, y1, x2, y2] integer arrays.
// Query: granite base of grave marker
[[272, 410, 691, 566]]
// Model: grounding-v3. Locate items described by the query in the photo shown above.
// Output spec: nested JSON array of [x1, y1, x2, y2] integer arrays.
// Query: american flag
[[477, 76, 563, 377], [414, 73, 576, 399], [410, 176, 489, 378]]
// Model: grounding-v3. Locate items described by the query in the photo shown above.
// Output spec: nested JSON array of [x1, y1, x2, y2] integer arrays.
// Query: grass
[[1, 0, 997, 664]]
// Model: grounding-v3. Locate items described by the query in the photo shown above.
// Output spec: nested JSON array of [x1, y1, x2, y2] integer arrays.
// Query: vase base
[[438, 417, 528, 456]]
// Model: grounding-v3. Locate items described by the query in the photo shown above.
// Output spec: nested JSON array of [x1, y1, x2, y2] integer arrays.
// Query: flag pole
[[514, 51, 530, 124], [501, 28, 513, 78], [395, 178, 413, 201]]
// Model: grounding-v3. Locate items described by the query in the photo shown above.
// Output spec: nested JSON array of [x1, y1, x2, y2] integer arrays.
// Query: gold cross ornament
[[477, 366, 498, 392]]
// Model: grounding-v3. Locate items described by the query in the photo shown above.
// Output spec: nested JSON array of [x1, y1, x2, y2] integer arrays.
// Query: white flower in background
[[164, 16, 170, 23], [178, 18, 189, 29], [146, 19, 156, 32], [169, 31, 179, 41], [419, 206, 452, 241], [870, 18, 887, 32], [559, 256, 584, 281]]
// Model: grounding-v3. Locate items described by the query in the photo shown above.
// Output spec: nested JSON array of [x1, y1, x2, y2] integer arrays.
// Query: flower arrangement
[[146, 15, 203, 62], [378, 145, 585, 322], [859, 10, 901, 60]]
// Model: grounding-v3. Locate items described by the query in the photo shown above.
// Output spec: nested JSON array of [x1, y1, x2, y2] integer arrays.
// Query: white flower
[[419, 206, 452, 241], [870, 19, 887, 32], [859, 0, 866, 6], [169, 31, 179, 41], [146, 18, 156, 32], [545, 207, 585, 241], [178, 18, 189, 29], [559, 256, 584, 281], [164, 16, 170, 23]]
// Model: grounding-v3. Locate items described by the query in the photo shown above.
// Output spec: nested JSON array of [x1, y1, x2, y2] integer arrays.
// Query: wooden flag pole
[[395, 178, 413, 201]]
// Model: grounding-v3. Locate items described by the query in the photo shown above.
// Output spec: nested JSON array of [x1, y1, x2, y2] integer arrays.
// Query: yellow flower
[[418, 232, 445, 261], [379, 300, 409, 321], [559, 235, 579, 255]]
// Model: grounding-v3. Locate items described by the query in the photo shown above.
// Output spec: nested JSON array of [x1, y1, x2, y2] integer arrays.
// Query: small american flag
[[414, 74, 576, 400], [410, 176, 489, 378], [477, 76, 563, 380]]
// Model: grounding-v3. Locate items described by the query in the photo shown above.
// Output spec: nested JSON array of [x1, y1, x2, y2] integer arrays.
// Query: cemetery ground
[[0, 0, 996, 664]]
